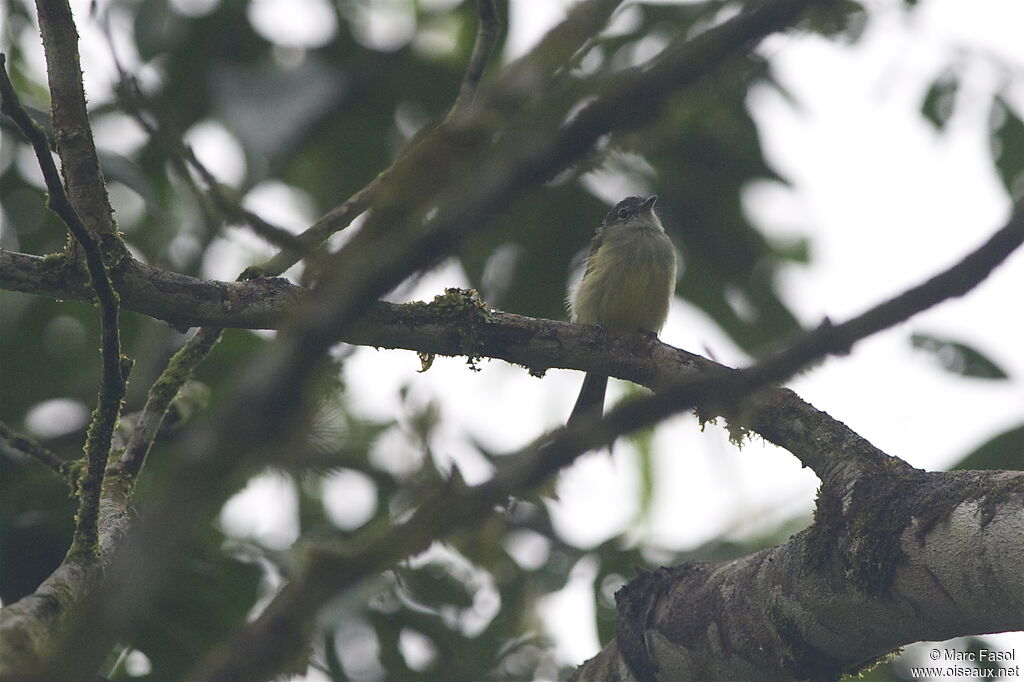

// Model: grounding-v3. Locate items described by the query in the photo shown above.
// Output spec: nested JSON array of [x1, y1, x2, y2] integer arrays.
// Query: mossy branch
[[1, 53, 127, 559]]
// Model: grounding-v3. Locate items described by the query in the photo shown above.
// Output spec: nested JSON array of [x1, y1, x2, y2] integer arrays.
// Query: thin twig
[[108, 327, 222, 483], [449, 0, 501, 118], [0, 421, 76, 486], [1, 53, 127, 558], [247, 0, 573, 279], [114, 73, 306, 254]]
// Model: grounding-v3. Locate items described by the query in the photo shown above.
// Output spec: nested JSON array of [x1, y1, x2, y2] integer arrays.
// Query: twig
[[1, 54, 127, 558], [248, 0, 613, 279], [448, 0, 501, 118], [113, 73, 307, 255], [0, 421, 76, 486], [107, 327, 223, 484]]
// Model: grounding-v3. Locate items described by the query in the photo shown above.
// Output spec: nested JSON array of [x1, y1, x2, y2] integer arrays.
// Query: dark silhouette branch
[[0, 422, 76, 487], [1, 53, 127, 560], [449, 0, 501, 118], [246, 0, 625, 279], [112, 72, 307, 255]]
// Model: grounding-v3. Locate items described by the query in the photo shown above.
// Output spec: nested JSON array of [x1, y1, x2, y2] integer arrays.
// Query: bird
[[567, 195, 677, 426]]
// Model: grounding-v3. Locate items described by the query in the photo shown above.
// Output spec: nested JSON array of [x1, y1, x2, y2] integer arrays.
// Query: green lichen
[[725, 421, 752, 449], [417, 351, 435, 372], [803, 468, 1024, 599], [425, 287, 494, 369], [801, 482, 845, 572], [841, 648, 903, 680], [61, 458, 87, 495]]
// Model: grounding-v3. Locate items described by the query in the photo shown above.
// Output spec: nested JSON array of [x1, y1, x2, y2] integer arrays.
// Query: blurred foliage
[[952, 424, 1024, 471], [991, 96, 1024, 199], [1, 0, 1021, 679], [921, 70, 958, 132], [910, 333, 1010, 380]]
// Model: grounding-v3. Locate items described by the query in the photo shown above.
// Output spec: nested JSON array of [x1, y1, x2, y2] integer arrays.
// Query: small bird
[[567, 195, 677, 425]]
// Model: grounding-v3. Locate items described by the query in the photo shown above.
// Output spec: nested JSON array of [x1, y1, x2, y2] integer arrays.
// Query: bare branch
[[107, 327, 222, 485], [248, 0, 624, 278], [448, 0, 501, 118], [32, 0, 119, 244], [0, 421, 76, 487], [113, 73, 307, 255], [1, 53, 127, 559], [576, 469, 1024, 681]]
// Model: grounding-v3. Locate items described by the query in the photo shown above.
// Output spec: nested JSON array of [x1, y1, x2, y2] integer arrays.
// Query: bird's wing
[[582, 227, 604, 278]]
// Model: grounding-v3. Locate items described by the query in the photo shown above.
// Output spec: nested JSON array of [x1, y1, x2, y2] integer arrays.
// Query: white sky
[[5, 0, 1022, 678]]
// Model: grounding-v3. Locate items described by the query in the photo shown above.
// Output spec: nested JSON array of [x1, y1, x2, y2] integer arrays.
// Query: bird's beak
[[641, 195, 658, 212]]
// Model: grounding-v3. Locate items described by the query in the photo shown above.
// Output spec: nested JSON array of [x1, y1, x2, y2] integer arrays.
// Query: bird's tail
[[567, 373, 608, 426]]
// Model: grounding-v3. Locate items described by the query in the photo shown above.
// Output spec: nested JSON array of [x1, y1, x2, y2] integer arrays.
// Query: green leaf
[[323, 628, 350, 681], [991, 97, 1024, 198], [395, 561, 476, 610], [921, 73, 958, 131], [910, 333, 1009, 380], [130, 539, 262, 679], [952, 424, 1024, 471]]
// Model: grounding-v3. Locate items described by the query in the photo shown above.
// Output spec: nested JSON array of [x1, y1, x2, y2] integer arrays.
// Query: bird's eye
[[616, 208, 630, 220]]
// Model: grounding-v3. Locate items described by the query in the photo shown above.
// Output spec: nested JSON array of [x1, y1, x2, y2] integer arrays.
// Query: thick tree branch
[[33, 0, 119, 244], [4, 194, 1022, 384], [573, 472, 1024, 681]]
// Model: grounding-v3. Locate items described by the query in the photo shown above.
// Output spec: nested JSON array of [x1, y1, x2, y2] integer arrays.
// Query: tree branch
[[448, 0, 501, 118], [105, 327, 222, 486], [1, 54, 127, 559], [32, 0, 119, 244], [0, 421, 76, 487], [112, 72, 307, 255], [573, 470, 1024, 681], [245, 0, 624, 279], [187, 273, 1024, 680]]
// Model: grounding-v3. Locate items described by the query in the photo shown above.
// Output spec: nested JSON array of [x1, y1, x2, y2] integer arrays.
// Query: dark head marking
[[603, 195, 658, 226]]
